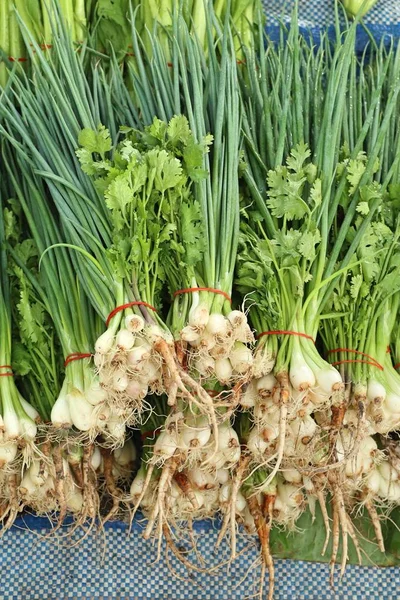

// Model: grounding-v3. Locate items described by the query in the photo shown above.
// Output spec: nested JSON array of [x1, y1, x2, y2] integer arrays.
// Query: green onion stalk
[[0, 261, 37, 464], [318, 190, 400, 563], [237, 12, 400, 577], [238, 12, 400, 482], [118, 12, 257, 558], [0, 172, 41, 531], [0, 0, 26, 88], [130, 0, 261, 62], [3, 144, 115, 440], [4, 199, 61, 426], [0, 23, 217, 438], [75, 117, 216, 429], [126, 11, 255, 393], [2, 144, 135, 523], [393, 317, 400, 382], [321, 167, 400, 439], [0, 0, 88, 87]]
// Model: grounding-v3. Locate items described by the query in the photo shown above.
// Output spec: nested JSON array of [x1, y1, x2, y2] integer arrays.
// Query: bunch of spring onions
[[0, 0, 260, 88], [1, 135, 139, 530], [2, 3, 400, 600], [0, 0, 87, 86]]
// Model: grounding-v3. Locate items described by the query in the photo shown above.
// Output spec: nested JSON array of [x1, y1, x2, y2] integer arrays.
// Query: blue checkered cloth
[[2, 515, 399, 599], [263, 0, 400, 52], [4, 3, 400, 598]]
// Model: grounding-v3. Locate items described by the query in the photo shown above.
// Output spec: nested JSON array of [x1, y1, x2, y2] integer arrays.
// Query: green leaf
[[350, 273, 363, 299], [78, 125, 111, 156], [183, 139, 209, 182], [286, 142, 311, 172], [180, 201, 206, 266], [167, 115, 192, 146], [17, 287, 46, 348], [310, 179, 322, 207], [347, 157, 366, 194], [270, 504, 400, 566], [267, 167, 309, 220], [104, 176, 133, 212], [12, 343, 32, 377], [150, 150, 184, 193], [298, 229, 321, 262], [272, 229, 302, 264], [356, 201, 369, 215], [146, 117, 168, 144], [3, 207, 19, 242], [13, 239, 38, 267]]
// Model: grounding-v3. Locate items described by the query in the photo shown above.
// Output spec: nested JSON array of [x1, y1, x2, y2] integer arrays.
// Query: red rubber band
[[64, 353, 92, 368], [8, 57, 28, 63], [330, 359, 384, 371], [328, 348, 383, 371], [256, 330, 315, 343], [106, 301, 157, 327], [174, 287, 232, 304], [141, 426, 162, 441], [204, 390, 219, 397], [0, 366, 13, 377], [328, 348, 381, 365]]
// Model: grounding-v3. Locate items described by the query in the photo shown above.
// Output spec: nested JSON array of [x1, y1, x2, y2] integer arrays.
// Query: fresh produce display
[[0, 0, 259, 86], [0, 1, 399, 599]]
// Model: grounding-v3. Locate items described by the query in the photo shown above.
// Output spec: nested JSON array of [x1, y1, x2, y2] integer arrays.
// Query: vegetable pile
[[0, 1, 399, 599]]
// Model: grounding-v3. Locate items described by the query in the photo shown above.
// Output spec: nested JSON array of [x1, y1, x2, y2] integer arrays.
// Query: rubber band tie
[[256, 330, 315, 343], [141, 426, 162, 441], [64, 353, 92, 368], [0, 365, 13, 377], [106, 301, 157, 327], [327, 348, 383, 371], [174, 287, 232, 304]]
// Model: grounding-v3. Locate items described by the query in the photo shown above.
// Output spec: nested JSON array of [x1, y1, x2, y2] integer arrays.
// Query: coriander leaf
[[286, 142, 311, 172], [356, 202, 369, 215], [272, 229, 302, 264], [78, 125, 111, 156], [180, 201, 206, 266], [3, 207, 19, 242], [146, 117, 167, 145], [183, 139, 209, 182], [104, 175, 133, 212], [350, 274, 363, 299], [267, 167, 309, 220], [298, 230, 321, 262], [347, 158, 366, 194], [17, 287, 46, 347], [12, 343, 32, 377], [150, 150, 183, 192], [310, 179, 322, 208], [167, 115, 192, 146]]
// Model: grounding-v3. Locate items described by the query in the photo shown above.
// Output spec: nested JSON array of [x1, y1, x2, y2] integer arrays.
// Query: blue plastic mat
[[1, 515, 399, 600], [263, 0, 400, 52]]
